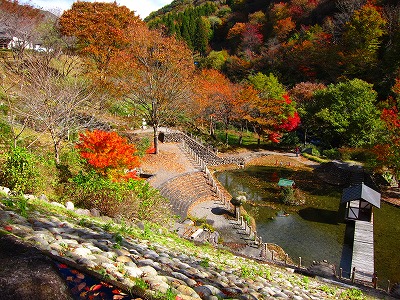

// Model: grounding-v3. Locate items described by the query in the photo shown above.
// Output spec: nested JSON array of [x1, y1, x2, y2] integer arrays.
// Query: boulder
[[0, 235, 73, 300]]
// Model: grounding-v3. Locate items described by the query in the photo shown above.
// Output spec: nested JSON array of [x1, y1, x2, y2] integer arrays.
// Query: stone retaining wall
[[159, 131, 244, 166]]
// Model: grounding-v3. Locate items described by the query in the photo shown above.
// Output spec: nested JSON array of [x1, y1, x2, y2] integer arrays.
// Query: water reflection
[[217, 167, 350, 269]]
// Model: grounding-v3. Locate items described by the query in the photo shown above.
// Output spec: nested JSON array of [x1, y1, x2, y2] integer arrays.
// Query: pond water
[[216, 166, 400, 286]]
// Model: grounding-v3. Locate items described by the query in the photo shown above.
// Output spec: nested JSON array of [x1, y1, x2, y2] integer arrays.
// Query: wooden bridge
[[351, 219, 375, 282], [341, 181, 381, 284]]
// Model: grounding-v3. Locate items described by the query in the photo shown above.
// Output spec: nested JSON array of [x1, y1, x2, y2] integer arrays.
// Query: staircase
[[159, 171, 219, 220]]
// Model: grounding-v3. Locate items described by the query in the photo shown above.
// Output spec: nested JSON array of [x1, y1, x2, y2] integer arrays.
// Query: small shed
[[278, 178, 295, 187], [341, 183, 381, 221]]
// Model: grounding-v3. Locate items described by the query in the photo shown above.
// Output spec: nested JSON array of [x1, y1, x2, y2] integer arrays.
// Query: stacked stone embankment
[[1, 193, 390, 300], [159, 171, 219, 219]]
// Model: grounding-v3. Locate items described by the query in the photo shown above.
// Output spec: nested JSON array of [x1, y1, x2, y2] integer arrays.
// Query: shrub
[[339, 147, 372, 162], [280, 186, 294, 204], [0, 146, 38, 194], [303, 144, 320, 156], [279, 186, 305, 205], [322, 148, 340, 159], [68, 171, 173, 224]]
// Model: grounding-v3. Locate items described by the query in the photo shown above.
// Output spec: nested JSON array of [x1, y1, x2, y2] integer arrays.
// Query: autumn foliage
[[76, 130, 140, 181], [374, 106, 400, 174]]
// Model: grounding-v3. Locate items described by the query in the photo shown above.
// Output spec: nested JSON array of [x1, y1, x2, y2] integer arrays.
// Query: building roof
[[278, 178, 295, 187], [341, 183, 381, 208]]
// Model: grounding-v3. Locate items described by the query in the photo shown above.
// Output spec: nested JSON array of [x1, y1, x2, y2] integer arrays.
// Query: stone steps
[[159, 172, 218, 219]]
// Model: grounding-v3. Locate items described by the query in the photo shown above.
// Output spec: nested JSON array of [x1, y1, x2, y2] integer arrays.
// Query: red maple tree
[[76, 130, 140, 181]]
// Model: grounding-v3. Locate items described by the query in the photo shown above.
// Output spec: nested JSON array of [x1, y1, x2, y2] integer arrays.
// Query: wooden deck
[[351, 220, 374, 282]]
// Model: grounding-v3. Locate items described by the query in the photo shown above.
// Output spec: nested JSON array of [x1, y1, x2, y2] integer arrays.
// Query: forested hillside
[[145, 0, 400, 180], [146, 0, 399, 96]]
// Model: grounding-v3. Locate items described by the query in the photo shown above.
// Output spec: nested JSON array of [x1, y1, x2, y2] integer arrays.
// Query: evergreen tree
[[194, 17, 210, 55]]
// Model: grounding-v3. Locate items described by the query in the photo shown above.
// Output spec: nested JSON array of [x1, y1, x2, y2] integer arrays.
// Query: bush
[[339, 147, 372, 162], [0, 146, 38, 195], [280, 186, 305, 205], [280, 186, 295, 205], [67, 171, 173, 224], [279, 132, 300, 147], [302, 144, 320, 156], [322, 148, 341, 159]]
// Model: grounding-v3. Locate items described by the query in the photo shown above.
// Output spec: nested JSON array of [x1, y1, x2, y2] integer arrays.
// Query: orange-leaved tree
[[76, 130, 140, 181], [59, 2, 143, 83], [109, 25, 195, 154], [194, 69, 246, 144]]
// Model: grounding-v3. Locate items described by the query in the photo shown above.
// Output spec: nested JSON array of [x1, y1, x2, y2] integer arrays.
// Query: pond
[[216, 166, 400, 287]]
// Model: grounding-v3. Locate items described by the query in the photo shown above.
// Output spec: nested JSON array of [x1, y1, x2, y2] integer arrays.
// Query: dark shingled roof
[[341, 183, 381, 208]]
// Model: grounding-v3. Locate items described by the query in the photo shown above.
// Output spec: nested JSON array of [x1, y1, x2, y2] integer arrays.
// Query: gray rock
[[76, 257, 97, 268], [273, 292, 289, 298], [0, 186, 10, 195], [75, 208, 91, 216], [90, 208, 100, 217], [92, 254, 114, 265], [125, 265, 143, 278], [65, 201, 74, 210], [144, 275, 170, 294], [137, 221, 145, 230], [73, 247, 92, 257], [39, 194, 48, 202], [50, 201, 65, 208], [139, 265, 158, 277], [144, 250, 159, 260], [193, 285, 224, 298]]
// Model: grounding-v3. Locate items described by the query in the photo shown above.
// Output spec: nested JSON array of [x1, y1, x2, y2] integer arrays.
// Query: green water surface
[[217, 166, 400, 286]]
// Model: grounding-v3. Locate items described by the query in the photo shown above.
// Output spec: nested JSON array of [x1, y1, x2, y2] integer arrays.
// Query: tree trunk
[[153, 125, 159, 154], [54, 141, 60, 165], [239, 123, 243, 145], [304, 128, 307, 146]]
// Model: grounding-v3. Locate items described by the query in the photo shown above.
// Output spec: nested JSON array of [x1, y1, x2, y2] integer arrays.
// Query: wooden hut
[[341, 183, 381, 222]]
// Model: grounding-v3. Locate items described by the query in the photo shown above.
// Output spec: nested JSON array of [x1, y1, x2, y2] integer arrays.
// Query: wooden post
[[271, 250, 275, 261], [240, 216, 244, 226], [285, 254, 288, 265], [373, 272, 378, 289], [339, 267, 343, 280], [254, 231, 257, 242], [351, 267, 356, 283], [298, 257, 302, 268], [264, 243, 267, 256], [387, 280, 391, 293]]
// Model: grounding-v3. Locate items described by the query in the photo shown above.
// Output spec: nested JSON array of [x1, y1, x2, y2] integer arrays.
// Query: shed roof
[[341, 183, 381, 208], [278, 178, 295, 187]]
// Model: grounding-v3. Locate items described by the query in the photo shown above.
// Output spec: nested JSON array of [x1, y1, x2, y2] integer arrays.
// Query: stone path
[[1, 196, 390, 300]]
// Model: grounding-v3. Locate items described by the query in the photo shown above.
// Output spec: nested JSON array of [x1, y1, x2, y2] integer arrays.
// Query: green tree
[[341, 3, 387, 77], [313, 79, 383, 147], [194, 16, 210, 55], [201, 50, 228, 70], [248, 73, 286, 100]]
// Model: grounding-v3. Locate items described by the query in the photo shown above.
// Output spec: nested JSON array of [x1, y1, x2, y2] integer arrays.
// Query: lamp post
[[230, 195, 246, 221]]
